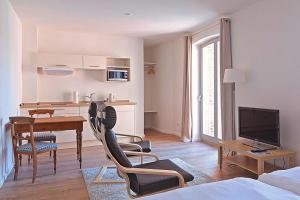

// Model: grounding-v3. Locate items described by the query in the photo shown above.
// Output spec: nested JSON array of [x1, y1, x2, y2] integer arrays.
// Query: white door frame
[[198, 37, 221, 144]]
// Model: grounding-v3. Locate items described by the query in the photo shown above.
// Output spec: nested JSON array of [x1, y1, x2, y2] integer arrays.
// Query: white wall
[[22, 27, 145, 135], [0, 0, 22, 187], [22, 24, 38, 102], [232, 0, 300, 164], [146, 37, 185, 136]]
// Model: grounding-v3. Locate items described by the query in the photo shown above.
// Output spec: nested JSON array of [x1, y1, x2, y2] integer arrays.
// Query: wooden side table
[[218, 140, 296, 175]]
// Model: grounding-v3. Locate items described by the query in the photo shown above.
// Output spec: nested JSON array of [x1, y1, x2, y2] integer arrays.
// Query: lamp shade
[[223, 69, 246, 83]]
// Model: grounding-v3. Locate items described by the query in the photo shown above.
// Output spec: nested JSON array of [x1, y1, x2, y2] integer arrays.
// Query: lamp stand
[[232, 83, 236, 140]]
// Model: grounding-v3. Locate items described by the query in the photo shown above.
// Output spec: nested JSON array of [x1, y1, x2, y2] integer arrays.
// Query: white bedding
[[137, 178, 300, 200], [258, 167, 300, 196]]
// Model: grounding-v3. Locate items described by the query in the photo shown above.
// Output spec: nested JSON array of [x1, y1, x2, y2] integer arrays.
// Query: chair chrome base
[[93, 166, 125, 184]]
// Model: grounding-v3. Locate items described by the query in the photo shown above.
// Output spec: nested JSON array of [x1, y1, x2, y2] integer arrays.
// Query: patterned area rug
[[81, 158, 214, 200]]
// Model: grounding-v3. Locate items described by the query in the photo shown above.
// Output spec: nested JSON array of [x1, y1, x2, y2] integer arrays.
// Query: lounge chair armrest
[[124, 167, 185, 187], [115, 133, 143, 141], [118, 142, 143, 152], [123, 151, 159, 161]]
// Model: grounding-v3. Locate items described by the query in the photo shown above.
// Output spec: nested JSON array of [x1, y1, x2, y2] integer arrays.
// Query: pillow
[[258, 167, 300, 195]]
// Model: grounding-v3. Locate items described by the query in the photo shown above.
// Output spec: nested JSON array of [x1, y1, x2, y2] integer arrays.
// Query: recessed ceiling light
[[123, 12, 132, 16]]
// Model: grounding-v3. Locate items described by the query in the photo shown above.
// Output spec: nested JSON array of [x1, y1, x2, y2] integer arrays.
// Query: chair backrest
[[88, 102, 134, 167], [88, 101, 103, 142], [28, 109, 54, 117], [89, 102, 141, 193], [9, 117, 36, 153], [97, 105, 141, 191], [102, 106, 133, 168], [28, 109, 55, 117]]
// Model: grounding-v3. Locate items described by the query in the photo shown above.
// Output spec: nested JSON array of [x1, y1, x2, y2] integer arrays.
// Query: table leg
[[76, 132, 79, 160], [18, 133, 23, 166], [257, 159, 265, 175], [76, 129, 83, 169], [218, 145, 223, 169]]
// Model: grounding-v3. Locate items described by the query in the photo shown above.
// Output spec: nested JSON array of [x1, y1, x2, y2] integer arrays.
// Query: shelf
[[144, 110, 157, 113], [225, 155, 258, 174], [224, 155, 280, 175], [144, 62, 156, 67], [107, 57, 130, 68], [107, 66, 131, 69]]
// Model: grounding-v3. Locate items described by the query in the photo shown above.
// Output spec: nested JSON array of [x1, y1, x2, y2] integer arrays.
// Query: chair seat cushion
[[131, 159, 194, 195], [16, 142, 58, 154], [120, 140, 151, 152], [34, 132, 56, 141]]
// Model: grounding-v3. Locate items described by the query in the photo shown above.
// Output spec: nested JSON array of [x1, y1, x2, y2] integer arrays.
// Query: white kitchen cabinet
[[79, 107, 99, 141], [113, 105, 136, 135], [83, 55, 107, 70], [80, 104, 136, 138], [52, 107, 81, 143], [37, 53, 83, 69]]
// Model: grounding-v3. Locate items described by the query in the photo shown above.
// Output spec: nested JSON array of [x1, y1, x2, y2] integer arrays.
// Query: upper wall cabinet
[[107, 57, 130, 68], [83, 55, 106, 70], [37, 53, 83, 69]]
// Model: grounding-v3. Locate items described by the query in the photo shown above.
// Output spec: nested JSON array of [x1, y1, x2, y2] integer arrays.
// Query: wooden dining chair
[[9, 116, 57, 183], [28, 109, 57, 159]]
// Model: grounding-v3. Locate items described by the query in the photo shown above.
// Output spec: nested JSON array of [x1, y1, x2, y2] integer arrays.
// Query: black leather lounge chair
[[97, 103, 194, 198], [88, 101, 152, 183]]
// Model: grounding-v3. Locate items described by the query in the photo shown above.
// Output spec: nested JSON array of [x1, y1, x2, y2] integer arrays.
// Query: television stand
[[218, 140, 296, 175], [242, 142, 277, 151]]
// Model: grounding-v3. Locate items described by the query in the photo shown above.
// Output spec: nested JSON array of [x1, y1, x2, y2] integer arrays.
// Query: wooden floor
[[0, 131, 255, 200]]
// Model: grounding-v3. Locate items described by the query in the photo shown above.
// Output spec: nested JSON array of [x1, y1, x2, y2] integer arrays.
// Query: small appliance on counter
[[107, 93, 115, 102]]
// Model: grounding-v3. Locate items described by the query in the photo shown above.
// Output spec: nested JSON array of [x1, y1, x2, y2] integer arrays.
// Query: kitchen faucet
[[85, 93, 95, 102]]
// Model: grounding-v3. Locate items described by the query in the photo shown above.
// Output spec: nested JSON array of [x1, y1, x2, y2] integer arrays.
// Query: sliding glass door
[[199, 38, 222, 142]]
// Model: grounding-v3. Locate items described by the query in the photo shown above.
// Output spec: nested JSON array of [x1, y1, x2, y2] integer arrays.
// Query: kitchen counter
[[20, 100, 136, 109]]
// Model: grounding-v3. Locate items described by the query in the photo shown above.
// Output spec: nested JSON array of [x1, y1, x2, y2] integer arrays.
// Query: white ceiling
[[10, 0, 260, 46]]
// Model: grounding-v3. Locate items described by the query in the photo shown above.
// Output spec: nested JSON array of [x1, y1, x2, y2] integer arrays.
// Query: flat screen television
[[238, 107, 280, 147]]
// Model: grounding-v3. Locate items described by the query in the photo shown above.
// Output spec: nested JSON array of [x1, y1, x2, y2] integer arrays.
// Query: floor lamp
[[223, 69, 246, 140]]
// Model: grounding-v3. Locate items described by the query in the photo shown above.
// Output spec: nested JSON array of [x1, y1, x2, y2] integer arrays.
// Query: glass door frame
[[199, 37, 221, 143]]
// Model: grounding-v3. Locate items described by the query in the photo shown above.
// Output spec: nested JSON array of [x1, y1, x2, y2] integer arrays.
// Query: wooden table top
[[13, 116, 87, 133], [34, 116, 87, 123]]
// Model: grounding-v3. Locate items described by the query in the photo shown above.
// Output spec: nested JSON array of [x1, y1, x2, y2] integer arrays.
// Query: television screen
[[239, 107, 280, 147]]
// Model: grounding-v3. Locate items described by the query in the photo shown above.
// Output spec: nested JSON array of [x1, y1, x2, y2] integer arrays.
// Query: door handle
[[198, 95, 202, 101]]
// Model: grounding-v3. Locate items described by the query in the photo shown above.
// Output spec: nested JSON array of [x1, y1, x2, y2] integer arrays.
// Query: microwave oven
[[107, 69, 129, 81]]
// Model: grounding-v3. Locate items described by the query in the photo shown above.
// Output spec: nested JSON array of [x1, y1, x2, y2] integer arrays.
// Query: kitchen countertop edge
[[20, 101, 136, 109]]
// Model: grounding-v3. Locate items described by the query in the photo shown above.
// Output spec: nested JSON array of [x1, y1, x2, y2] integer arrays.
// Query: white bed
[[259, 166, 300, 196], [137, 177, 300, 200]]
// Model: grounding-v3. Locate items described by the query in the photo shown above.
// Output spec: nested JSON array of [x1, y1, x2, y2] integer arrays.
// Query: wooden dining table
[[13, 116, 87, 168]]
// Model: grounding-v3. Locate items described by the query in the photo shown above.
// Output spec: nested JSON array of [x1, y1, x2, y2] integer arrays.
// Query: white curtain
[[220, 18, 235, 140], [181, 36, 193, 142]]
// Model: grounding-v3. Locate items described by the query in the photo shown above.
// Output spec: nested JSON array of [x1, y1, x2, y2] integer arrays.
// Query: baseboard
[[0, 176, 4, 188], [58, 140, 101, 149], [148, 127, 181, 137], [0, 164, 13, 189], [191, 137, 202, 142]]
